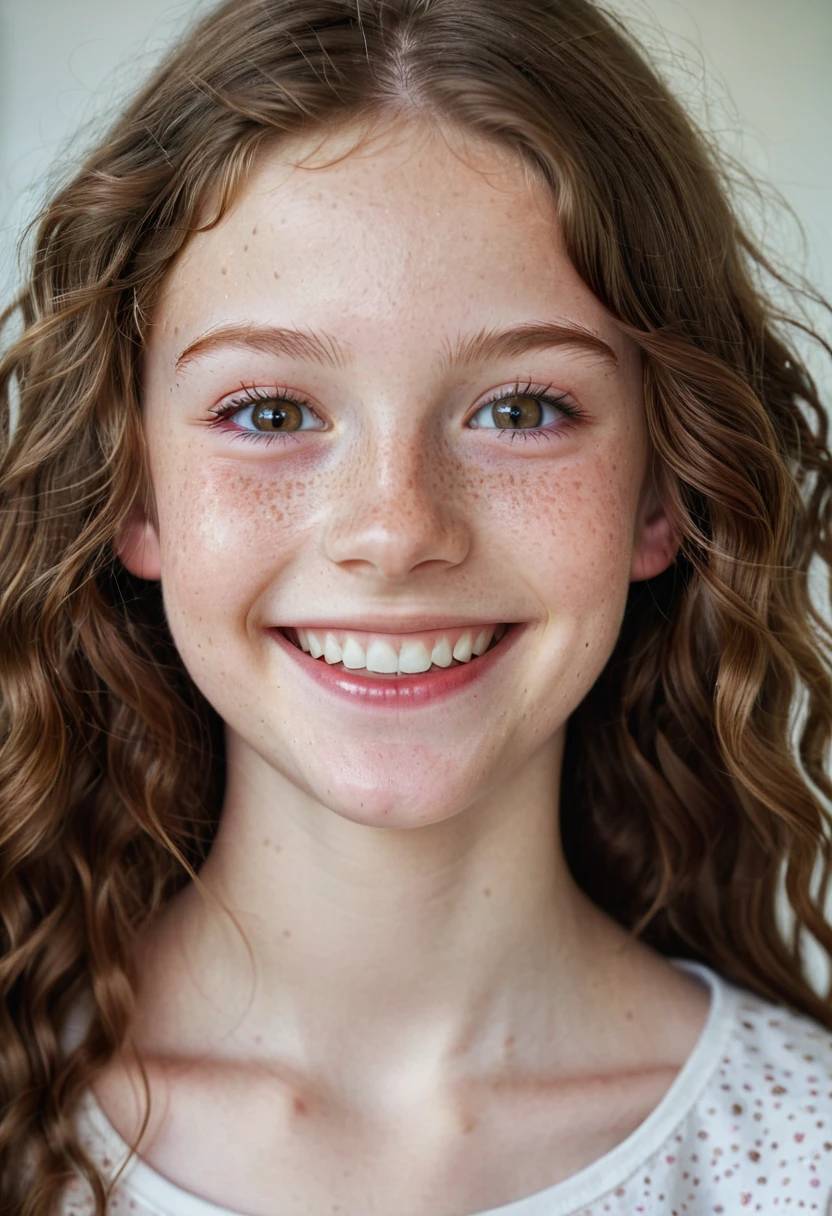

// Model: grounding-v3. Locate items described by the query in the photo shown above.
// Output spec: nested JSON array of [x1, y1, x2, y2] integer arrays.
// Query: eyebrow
[[174, 323, 351, 373], [436, 322, 619, 375], [173, 319, 619, 376]]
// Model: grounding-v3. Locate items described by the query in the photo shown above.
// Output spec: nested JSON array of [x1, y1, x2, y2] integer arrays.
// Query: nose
[[323, 432, 471, 584]]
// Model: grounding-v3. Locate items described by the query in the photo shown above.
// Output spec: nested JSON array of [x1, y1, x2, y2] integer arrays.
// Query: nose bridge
[[371, 423, 439, 509], [324, 423, 469, 581]]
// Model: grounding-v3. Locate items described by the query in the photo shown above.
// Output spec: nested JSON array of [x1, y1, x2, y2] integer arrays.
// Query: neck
[[132, 731, 644, 1107]]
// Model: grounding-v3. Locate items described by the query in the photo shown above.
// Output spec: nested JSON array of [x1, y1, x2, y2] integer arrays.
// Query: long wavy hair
[[2, 0, 832, 1209]]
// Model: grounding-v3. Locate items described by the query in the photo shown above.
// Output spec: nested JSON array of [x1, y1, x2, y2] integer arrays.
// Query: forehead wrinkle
[[173, 322, 354, 375]]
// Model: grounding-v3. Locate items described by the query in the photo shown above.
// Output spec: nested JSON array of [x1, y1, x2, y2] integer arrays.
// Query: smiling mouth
[[278, 623, 510, 678]]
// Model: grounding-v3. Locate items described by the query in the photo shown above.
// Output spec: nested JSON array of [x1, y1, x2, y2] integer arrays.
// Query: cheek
[[469, 452, 639, 722], [463, 451, 637, 606], [152, 454, 320, 627]]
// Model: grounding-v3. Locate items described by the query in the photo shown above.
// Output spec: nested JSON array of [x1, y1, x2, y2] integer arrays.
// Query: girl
[[2, 1, 832, 1213]]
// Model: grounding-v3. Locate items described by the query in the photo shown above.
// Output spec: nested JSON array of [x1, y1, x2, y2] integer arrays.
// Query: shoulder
[[58, 1091, 157, 1216], [724, 982, 832, 1097], [581, 966, 832, 1216], [715, 979, 832, 1135], [666, 973, 832, 1210]]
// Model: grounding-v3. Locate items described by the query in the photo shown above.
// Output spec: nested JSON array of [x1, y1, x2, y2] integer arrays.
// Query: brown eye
[[251, 399, 304, 431], [491, 396, 544, 429]]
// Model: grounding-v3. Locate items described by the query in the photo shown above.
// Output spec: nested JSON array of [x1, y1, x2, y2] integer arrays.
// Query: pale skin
[[105, 115, 711, 1216]]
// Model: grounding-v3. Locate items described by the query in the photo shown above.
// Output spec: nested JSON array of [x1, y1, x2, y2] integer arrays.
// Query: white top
[[60, 961, 832, 1215]]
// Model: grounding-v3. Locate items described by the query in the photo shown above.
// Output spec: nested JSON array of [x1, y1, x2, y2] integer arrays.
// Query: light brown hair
[[2, 0, 831, 1209]]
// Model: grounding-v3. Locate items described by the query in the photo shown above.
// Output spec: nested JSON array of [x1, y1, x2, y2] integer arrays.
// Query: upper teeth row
[[295, 625, 507, 673]]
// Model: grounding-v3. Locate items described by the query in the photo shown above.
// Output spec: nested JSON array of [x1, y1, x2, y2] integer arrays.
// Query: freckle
[[221, 266, 227, 275], [283, 929, 291, 937], [625, 1011, 633, 1020], [274, 270, 280, 279], [244, 244, 248, 252], [252, 226, 257, 235], [263, 837, 271, 846], [483, 887, 491, 897]]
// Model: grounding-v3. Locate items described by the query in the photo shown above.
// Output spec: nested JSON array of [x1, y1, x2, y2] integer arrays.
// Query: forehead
[[150, 116, 630, 370]]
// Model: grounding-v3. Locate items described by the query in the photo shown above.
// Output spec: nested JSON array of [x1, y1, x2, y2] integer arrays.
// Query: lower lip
[[267, 626, 522, 708]]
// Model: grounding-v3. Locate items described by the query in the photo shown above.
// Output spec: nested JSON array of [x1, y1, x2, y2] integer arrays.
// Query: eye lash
[[206, 384, 322, 445], [496, 428, 553, 443], [481, 380, 579, 412], [206, 380, 587, 447], [476, 381, 587, 441], [208, 383, 316, 420], [222, 428, 303, 446]]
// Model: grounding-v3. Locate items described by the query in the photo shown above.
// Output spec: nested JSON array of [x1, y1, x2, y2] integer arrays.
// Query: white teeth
[[430, 638, 453, 668], [341, 637, 367, 669], [452, 632, 473, 663], [306, 629, 324, 659], [323, 633, 343, 665], [398, 641, 432, 673], [290, 624, 508, 670], [366, 639, 399, 673], [472, 627, 494, 656]]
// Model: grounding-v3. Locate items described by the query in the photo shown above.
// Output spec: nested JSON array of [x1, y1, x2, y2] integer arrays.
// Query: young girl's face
[[123, 118, 675, 827]]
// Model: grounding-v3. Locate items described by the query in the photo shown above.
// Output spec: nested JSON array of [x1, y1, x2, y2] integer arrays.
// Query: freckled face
[[132, 120, 672, 826]]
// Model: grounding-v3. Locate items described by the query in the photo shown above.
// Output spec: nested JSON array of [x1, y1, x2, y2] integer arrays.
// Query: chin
[[302, 765, 472, 829]]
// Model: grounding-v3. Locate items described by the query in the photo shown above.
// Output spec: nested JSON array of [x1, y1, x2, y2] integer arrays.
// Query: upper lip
[[273, 615, 515, 634]]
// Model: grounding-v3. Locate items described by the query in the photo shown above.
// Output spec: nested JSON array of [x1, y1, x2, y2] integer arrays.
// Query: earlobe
[[115, 510, 162, 581], [630, 498, 680, 583]]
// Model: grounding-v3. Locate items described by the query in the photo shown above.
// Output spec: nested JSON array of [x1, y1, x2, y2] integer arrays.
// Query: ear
[[115, 508, 162, 581], [629, 479, 679, 583]]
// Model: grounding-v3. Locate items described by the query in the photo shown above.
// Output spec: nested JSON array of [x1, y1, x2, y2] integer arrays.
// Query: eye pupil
[[251, 400, 303, 431], [492, 396, 543, 429]]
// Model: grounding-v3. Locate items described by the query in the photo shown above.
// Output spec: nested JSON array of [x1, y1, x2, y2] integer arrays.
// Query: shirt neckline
[[80, 958, 739, 1216]]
